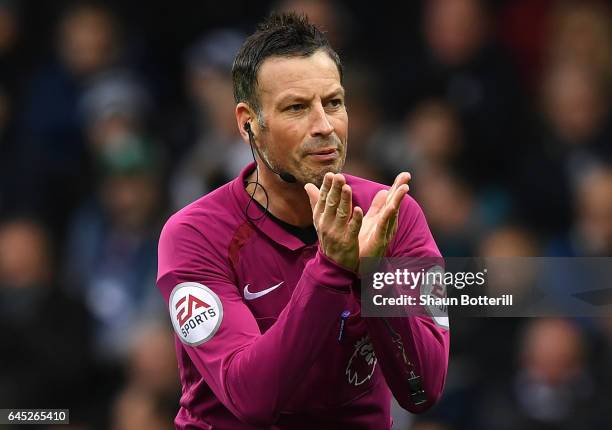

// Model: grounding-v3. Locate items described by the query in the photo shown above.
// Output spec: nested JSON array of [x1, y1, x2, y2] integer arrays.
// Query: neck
[[246, 165, 313, 227]]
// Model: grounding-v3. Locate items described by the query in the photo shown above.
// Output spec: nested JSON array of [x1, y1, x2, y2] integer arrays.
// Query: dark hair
[[232, 12, 343, 118]]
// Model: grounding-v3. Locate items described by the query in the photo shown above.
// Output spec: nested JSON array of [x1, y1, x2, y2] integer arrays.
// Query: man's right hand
[[305, 173, 363, 272]]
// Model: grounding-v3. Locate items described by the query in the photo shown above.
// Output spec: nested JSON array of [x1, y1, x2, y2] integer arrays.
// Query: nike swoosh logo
[[243, 282, 284, 300]]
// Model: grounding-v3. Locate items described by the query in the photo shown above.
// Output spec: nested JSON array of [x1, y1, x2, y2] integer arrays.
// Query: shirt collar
[[230, 162, 311, 251]]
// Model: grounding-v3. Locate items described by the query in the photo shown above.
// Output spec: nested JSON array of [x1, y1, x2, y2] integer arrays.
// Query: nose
[[309, 103, 334, 138]]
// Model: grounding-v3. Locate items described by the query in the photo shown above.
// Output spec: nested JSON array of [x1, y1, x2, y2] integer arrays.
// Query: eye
[[327, 98, 344, 108], [287, 103, 306, 112]]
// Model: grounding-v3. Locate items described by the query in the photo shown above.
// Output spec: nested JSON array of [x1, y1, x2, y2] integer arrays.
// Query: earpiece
[[243, 120, 296, 183]]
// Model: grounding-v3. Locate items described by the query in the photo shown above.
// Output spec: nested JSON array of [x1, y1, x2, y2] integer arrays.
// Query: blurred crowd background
[[0, 0, 611, 429]]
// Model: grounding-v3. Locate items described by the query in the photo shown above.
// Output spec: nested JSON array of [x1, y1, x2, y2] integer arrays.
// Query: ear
[[236, 102, 254, 144]]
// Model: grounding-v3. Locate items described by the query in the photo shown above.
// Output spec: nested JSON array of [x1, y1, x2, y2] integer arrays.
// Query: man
[[157, 12, 450, 429]]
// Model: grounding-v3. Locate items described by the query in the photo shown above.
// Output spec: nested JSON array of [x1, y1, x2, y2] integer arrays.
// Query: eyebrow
[[324, 88, 345, 99], [276, 87, 345, 106], [277, 93, 312, 106]]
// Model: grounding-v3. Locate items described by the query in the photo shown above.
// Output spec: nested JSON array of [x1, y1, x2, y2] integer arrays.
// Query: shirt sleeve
[[363, 196, 450, 413], [157, 217, 356, 427]]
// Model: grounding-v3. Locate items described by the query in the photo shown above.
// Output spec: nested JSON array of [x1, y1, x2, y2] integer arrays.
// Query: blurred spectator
[[379, 100, 464, 180], [80, 69, 152, 153], [14, 2, 123, 235], [378, 100, 492, 257], [0, 218, 95, 417], [479, 224, 540, 258], [388, 0, 527, 188], [111, 386, 175, 430], [477, 225, 538, 329], [478, 318, 609, 429], [414, 167, 482, 256], [404, 101, 463, 173], [126, 322, 180, 398], [63, 136, 165, 361], [548, 165, 612, 257], [416, 225, 543, 430], [547, 1, 612, 81], [541, 62, 611, 151], [169, 29, 250, 208], [0, 0, 18, 53], [517, 62, 612, 236], [474, 227, 538, 372], [0, 0, 20, 88], [384, 98, 512, 230], [480, 225, 540, 312], [275, 0, 353, 55], [107, 322, 179, 429], [423, 0, 487, 68], [498, 0, 612, 92], [58, 2, 120, 77], [340, 64, 386, 182]]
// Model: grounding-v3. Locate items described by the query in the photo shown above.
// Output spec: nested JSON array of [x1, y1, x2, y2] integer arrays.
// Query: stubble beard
[[262, 146, 346, 187], [255, 115, 347, 187]]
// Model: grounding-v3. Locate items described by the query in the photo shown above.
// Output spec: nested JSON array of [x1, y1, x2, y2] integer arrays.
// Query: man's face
[[254, 50, 348, 187]]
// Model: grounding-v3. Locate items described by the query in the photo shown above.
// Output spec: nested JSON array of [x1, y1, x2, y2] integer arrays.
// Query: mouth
[[310, 148, 337, 155], [307, 148, 339, 162]]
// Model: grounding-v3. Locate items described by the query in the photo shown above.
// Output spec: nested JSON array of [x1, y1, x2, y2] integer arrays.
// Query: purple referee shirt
[[157, 162, 450, 429]]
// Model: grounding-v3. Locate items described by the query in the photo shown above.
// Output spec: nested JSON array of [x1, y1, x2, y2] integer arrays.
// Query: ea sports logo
[[169, 282, 223, 346], [176, 294, 211, 326]]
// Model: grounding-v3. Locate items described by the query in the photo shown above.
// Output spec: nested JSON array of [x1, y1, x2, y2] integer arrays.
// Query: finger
[[387, 212, 400, 243], [392, 183, 409, 206], [382, 184, 409, 239], [367, 189, 388, 218], [389, 178, 410, 209], [386, 184, 409, 218], [385, 175, 400, 206], [348, 206, 363, 238], [304, 183, 320, 211], [386, 172, 411, 206], [334, 184, 352, 228], [385, 205, 400, 244], [322, 174, 345, 224], [389, 181, 410, 217], [376, 184, 408, 240], [314, 172, 333, 219]]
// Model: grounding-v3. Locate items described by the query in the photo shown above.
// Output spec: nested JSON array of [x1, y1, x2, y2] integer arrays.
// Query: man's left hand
[[359, 172, 411, 258]]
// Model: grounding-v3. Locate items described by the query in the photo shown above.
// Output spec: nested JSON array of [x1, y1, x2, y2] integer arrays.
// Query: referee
[[157, 12, 449, 429]]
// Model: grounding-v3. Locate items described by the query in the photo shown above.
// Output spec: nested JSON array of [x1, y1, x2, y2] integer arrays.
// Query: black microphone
[[244, 122, 297, 183]]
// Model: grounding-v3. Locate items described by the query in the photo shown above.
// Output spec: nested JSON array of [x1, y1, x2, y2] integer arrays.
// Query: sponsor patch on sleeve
[[169, 282, 223, 346], [420, 265, 450, 330]]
